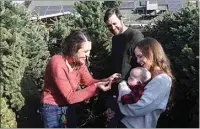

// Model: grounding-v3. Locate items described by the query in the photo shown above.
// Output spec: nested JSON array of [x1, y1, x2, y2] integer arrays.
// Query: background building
[[13, 0, 199, 26]]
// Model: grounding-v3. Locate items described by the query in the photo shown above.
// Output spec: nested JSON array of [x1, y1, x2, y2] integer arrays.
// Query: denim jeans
[[40, 104, 77, 128]]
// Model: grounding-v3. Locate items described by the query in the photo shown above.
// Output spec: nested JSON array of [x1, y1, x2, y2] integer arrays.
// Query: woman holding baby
[[107, 37, 173, 128]]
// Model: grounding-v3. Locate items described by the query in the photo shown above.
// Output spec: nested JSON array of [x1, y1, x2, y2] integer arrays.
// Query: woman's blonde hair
[[134, 37, 173, 78]]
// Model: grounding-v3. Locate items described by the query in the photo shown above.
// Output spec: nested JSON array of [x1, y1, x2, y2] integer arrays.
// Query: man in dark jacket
[[103, 8, 144, 127]]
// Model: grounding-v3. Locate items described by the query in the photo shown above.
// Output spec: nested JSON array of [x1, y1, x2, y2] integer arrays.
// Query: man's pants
[[103, 84, 124, 128]]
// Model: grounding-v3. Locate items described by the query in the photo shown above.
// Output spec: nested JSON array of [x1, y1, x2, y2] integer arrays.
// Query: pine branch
[[78, 111, 106, 127]]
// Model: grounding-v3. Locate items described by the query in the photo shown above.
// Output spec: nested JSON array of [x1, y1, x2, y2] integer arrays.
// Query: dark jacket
[[111, 28, 144, 81]]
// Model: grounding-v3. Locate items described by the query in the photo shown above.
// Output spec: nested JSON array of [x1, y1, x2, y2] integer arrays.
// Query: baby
[[106, 67, 152, 127], [118, 67, 151, 104]]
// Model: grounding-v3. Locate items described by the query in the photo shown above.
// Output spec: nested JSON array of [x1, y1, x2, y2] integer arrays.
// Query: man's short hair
[[104, 8, 122, 23]]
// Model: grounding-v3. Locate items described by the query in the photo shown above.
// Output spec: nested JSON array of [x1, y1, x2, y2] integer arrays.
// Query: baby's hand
[[117, 99, 121, 103]]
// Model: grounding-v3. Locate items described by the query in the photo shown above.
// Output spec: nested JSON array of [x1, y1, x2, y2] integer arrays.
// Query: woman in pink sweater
[[40, 29, 120, 128]]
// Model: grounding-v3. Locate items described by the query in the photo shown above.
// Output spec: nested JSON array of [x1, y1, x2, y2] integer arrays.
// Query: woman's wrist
[[94, 83, 98, 88], [100, 78, 109, 82]]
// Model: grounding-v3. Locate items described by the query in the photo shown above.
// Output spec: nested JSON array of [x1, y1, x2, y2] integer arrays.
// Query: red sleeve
[[51, 61, 98, 104], [121, 85, 144, 105], [80, 65, 100, 86]]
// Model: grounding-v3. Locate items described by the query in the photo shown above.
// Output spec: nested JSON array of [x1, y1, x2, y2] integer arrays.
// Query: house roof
[[29, 0, 190, 20], [120, 1, 135, 9], [28, 1, 75, 20], [31, 5, 74, 20], [120, 0, 189, 13]]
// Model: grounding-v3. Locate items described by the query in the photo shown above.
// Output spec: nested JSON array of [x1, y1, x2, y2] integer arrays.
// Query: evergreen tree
[[0, 1, 50, 127], [102, 1, 122, 10], [0, 97, 17, 128], [48, 14, 78, 56], [144, 6, 199, 128]]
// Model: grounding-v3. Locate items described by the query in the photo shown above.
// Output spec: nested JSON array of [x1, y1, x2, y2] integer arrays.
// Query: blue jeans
[[40, 104, 77, 128]]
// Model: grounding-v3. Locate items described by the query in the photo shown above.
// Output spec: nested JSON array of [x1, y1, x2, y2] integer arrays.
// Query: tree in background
[[0, 98, 17, 128], [0, 1, 50, 127], [102, 1, 122, 10], [144, 6, 199, 128], [48, 14, 78, 56]]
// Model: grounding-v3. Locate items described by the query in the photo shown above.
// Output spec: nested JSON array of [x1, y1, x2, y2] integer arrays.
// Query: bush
[[48, 14, 78, 56], [0, 97, 17, 128], [144, 6, 199, 127], [0, 1, 50, 127]]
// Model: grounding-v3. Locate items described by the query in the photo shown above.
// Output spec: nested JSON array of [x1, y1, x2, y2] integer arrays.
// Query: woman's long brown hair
[[134, 37, 173, 78]]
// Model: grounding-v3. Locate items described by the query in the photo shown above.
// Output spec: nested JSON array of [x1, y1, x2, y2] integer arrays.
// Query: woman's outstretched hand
[[109, 73, 121, 83], [96, 81, 112, 91]]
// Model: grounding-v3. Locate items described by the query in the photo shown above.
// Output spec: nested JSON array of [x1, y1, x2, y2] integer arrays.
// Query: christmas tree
[[0, 0, 50, 127]]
